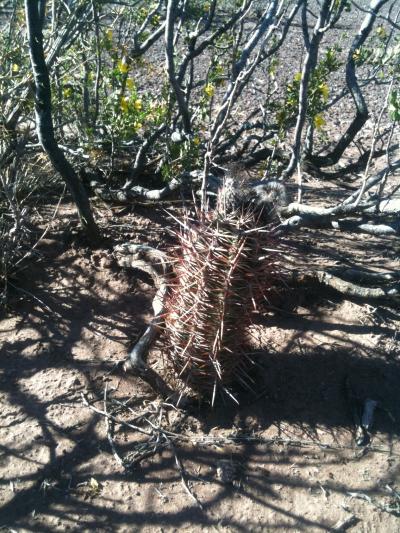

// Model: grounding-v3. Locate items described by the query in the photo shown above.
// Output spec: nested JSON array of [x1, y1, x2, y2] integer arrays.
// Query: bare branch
[[292, 270, 400, 301], [308, 0, 390, 168], [24, 0, 99, 239], [165, 0, 192, 133], [282, 0, 333, 178], [92, 176, 182, 203]]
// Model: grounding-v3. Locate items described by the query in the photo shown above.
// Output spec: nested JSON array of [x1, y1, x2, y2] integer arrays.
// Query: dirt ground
[[1, 198, 400, 533], [1, 1, 400, 529]]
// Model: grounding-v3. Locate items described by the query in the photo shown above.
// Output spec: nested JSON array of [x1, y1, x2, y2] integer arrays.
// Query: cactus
[[162, 199, 280, 405]]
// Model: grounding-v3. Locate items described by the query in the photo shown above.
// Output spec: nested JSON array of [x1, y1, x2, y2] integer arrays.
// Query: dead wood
[[291, 270, 400, 302], [92, 177, 182, 204], [113, 243, 183, 400], [114, 244, 169, 367], [282, 214, 400, 236], [327, 267, 400, 285]]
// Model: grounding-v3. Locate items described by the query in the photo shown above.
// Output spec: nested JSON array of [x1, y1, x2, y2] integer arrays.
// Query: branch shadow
[[1, 214, 399, 531]]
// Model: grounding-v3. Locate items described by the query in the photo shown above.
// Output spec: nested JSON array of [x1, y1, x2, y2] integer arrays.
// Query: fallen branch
[[282, 214, 400, 236], [281, 160, 400, 236], [83, 391, 202, 506], [281, 200, 374, 219], [83, 392, 399, 464], [92, 177, 182, 204], [291, 270, 400, 301], [327, 267, 400, 285], [103, 385, 127, 469], [113, 244, 179, 400], [281, 159, 400, 227], [81, 392, 152, 436], [114, 244, 169, 367], [348, 488, 400, 517], [169, 439, 204, 510]]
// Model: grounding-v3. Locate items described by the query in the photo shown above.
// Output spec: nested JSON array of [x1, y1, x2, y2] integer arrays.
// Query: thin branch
[[282, 0, 331, 178], [169, 439, 204, 510], [308, 0, 390, 168], [165, 0, 192, 133], [291, 270, 399, 301]]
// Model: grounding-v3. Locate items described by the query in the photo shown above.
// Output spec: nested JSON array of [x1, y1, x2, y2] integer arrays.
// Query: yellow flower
[[105, 29, 113, 41], [126, 78, 135, 90], [151, 14, 160, 26], [63, 87, 72, 99], [313, 114, 326, 130], [268, 63, 277, 79], [319, 82, 329, 101], [120, 96, 129, 113], [353, 48, 361, 61], [294, 72, 302, 82], [16, 8, 24, 23], [118, 57, 129, 74], [133, 121, 143, 131], [134, 99, 142, 111], [204, 83, 215, 98], [12, 63, 20, 73], [376, 26, 387, 39], [193, 136, 200, 146]]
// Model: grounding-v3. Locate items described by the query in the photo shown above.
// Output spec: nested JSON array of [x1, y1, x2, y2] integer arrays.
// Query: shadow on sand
[[0, 218, 399, 531]]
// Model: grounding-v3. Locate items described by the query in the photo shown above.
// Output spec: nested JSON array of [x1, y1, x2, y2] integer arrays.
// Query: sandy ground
[[1, 200, 399, 533], [1, 3, 400, 531]]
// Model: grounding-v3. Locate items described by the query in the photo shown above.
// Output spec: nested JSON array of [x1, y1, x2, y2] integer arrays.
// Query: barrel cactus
[[162, 194, 281, 405]]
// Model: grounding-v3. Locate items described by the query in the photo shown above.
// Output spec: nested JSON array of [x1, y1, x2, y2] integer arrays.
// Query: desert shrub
[[1, 0, 399, 306], [0, 146, 30, 302]]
